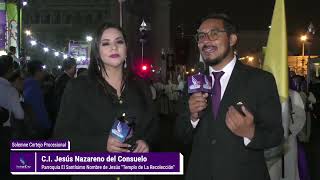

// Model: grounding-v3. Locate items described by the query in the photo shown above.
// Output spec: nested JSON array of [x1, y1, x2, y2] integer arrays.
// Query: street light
[[118, 0, 126, 27], [300, 34, 308, 75], [300, 35, 307, 57], [30, 40, 36, 46], [22, 1, 28, 6], [43, 47, 49, 52], [248, 56, 254, 62], [139, 19, 151, 64], [25, 29, 31, 36], [86, 35, 93, 42], [306, 22, 316, 90]]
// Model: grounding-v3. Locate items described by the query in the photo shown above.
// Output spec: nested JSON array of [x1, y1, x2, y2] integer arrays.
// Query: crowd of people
[[0, 54, 83, 177], [1, 12, 320, 180]]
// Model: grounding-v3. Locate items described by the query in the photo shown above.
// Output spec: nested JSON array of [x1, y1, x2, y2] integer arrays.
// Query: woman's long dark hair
[[88, 22, 130, 95]]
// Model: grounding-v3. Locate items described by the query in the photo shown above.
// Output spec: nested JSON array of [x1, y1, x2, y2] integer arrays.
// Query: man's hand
[[107, 136, 131, 153], [133, 140, 149, 153], [189, 92, 208, 121], [225, 106, 255, 139]]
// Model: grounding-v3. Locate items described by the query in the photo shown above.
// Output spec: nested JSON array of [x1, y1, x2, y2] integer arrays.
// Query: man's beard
[[202, 45, 231, 67]]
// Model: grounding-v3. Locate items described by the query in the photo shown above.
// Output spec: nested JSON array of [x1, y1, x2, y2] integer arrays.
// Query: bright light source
[[75, 56, 86, 61], [300, 35, 307, 42], [22, 1, 28, 6], [25, 30, 31, 36], [42, 65, 47, 69], [30, 40, 37, 46], [0, 50, 7, 56], [76, 57, 82, 62], [186, 71, 189, 75], [268, 25, 271, 29], [57, 65, 62, 69], [54, 52, 59, 57], [86, 35, 93, 42], [248, 56, 254, 62], [152, 69, 155, 73], [43, 47, 49, 52], [191, 68, 195, 72], [63, 54, 68, 59], [142, 65, 147, 71]]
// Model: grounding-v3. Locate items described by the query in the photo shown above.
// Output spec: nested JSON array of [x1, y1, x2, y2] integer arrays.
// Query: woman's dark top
[[53, 74, 159, 180]]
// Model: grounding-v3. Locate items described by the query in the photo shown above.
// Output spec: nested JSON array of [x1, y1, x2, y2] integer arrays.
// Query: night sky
[[171, 0, 320, 35]]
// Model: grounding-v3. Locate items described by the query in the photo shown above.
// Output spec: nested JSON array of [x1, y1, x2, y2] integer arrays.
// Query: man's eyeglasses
[[195, 29, 227, 42]]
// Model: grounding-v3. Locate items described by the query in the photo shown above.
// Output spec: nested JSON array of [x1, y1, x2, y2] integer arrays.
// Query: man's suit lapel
[[217, 60, 246, 119]]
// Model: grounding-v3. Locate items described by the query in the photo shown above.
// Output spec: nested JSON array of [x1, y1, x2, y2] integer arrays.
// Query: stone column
[[151, 0, 171, 66], [109, 0, 120, 25]]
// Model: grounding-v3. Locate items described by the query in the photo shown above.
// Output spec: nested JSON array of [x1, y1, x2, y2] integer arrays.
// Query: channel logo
[[15, 155, 32, 170]]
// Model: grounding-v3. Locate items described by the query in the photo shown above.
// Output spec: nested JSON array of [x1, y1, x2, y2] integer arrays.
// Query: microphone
[[187, 62, 212, 94], [110, 113, 137, 152], [187, 62, 212, 118]]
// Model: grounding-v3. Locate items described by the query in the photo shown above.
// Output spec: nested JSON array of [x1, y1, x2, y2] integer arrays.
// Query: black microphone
[[187, 62, 212, 118], [195, 61, 205, 75]]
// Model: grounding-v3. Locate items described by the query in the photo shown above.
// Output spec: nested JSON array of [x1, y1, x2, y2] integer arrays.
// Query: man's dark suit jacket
[[175, 61, 284, 180], [55, 72, 71, 112]]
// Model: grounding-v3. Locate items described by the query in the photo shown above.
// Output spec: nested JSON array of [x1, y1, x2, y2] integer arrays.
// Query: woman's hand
[[133, 140, 149, 153], [107, 136, 131, 153]]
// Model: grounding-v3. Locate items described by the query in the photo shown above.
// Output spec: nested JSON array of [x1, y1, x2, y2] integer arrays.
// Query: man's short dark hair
[[62, 58, 77, 71], [9, 46, 16, 52], [8, 70, 23, 83], [0, 55, 13, 77], [26, 60, 43, 76], [200, 13, 238, 35]]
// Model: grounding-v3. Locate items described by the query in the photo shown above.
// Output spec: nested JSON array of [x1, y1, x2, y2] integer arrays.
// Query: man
[[0, 55, 24, 176], [0, 55, 24, 127], [7, 46, 19, 66], [175, 13, 284, 180], [24, 60, 50, 138], [55, 58, 77, 112]]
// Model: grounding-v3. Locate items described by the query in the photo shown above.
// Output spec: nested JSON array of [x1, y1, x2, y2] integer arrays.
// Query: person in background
[[43, 73, 57, 128], [298, 79, 316, 143], [8, 46, 19, 66], [0, 55, 24, 129], [148, 79, 157, 101], [0, 55, 24, 177], [175, 13, 283, 180], [24, 60, 51, 139], [53, 22, 158, 180], [55, 57, 77, 111], [8, 70, 24, 95], [284, 77, 306, 180], [76, 67, 88, 77]]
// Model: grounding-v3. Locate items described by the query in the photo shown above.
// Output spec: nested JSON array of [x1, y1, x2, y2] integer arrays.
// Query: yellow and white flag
[[263, 0, 289, 139]]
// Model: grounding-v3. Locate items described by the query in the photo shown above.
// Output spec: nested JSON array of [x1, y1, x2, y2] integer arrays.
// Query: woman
[[54, 22, 158, 180]]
